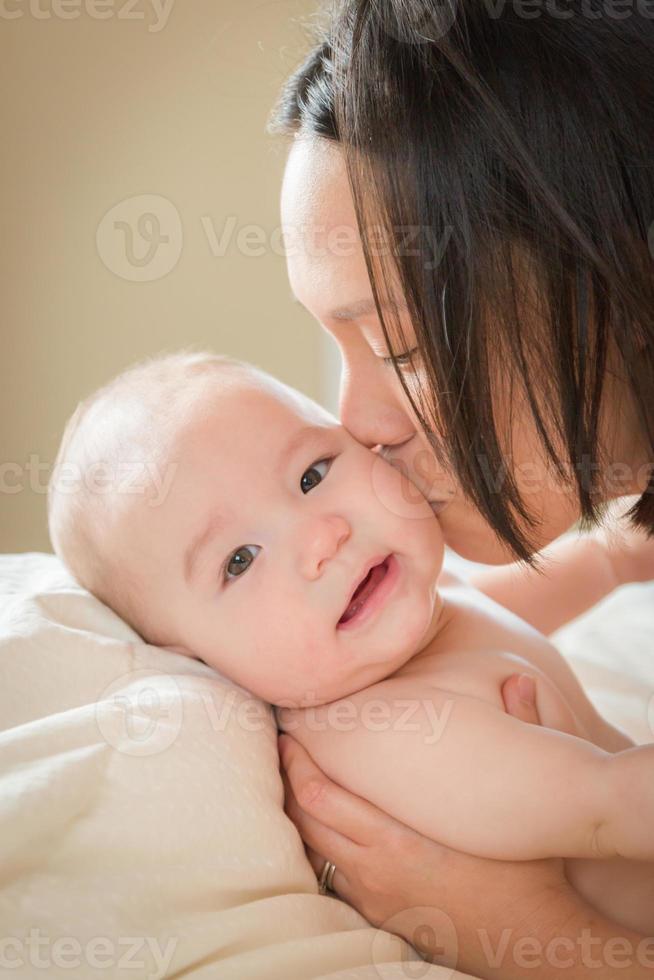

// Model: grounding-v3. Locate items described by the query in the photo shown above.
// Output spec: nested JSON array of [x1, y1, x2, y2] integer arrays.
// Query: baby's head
[[48, 351, 444, 706]]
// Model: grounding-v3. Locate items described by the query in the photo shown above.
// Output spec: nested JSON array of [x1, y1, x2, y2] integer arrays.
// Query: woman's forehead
[[282, 138, 403, 322], [282, 137, 356, 232]]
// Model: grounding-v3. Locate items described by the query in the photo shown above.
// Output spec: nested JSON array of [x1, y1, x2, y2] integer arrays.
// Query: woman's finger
[[502, 673, 541, 724], [280, 757, 354, 899], [279, 733, 401, 846], [303, 843, 351, 900], [280, 763, 359, 872]]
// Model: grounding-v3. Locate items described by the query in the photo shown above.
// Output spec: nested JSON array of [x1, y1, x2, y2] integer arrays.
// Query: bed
[[1, 550, 652, 979]]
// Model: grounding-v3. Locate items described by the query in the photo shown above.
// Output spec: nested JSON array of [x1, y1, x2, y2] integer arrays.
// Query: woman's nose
[[298, 514, 351, 580], [338, 361, 415, 450]]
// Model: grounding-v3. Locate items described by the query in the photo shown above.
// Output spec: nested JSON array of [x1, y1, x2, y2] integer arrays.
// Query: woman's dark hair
[[270, 0, 654, 562]]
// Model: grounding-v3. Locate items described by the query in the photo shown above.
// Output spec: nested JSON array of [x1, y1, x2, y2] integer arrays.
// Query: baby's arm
[[278, 679, 654, 862], [468, 516, 654, 635]]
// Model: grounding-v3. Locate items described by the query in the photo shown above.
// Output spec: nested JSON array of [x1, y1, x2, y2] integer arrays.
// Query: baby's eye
[[224, 544, 261, 581], [300, 458, 333, 494], [382, 346, 420, 369]]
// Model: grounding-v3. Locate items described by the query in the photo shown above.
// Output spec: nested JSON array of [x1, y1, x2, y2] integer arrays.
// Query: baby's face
[[121, 371, 444, 706]]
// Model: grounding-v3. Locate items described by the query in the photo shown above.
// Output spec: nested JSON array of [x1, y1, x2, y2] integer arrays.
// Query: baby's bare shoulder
[[276, 672, 457, 755]]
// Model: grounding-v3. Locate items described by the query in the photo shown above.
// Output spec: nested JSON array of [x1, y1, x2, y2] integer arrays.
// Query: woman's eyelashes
[[382, 347, 420, 369], [221, 457, 335, 584]]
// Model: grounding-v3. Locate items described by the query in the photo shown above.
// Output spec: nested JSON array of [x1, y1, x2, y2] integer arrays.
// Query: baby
[[48, 350, 654, 936]]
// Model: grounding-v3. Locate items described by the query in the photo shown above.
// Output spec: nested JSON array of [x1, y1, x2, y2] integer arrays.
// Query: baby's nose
[[298, 514, 351, 580]]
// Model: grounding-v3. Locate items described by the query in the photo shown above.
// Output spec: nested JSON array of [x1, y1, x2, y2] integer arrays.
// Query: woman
[[270, 2, 653, 977]]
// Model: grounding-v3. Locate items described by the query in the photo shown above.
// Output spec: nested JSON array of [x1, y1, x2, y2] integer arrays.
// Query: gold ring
[[318, 859, 337, 894]]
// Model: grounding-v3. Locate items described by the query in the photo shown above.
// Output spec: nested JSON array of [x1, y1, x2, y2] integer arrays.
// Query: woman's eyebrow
[[326, 298, 408, 322]]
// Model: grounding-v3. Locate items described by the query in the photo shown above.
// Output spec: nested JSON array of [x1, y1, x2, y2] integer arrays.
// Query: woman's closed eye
[[382, 346, 420, 369], [221, 458, 335, 584]]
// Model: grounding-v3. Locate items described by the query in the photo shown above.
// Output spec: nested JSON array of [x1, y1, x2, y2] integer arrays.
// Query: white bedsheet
[[0, 552, 651, 979]]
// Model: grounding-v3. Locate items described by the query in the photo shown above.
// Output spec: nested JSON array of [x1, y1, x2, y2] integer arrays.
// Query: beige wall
[[0, 0, 339, 553]]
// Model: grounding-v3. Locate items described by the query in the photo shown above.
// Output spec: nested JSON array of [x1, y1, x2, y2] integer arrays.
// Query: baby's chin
[[267, 668, 382, 710], [271, 648, 420, 710], [328, 644, 428, 704]]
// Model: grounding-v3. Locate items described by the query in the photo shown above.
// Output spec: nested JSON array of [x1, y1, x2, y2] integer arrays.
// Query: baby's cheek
[[369, 453, 433, 523], [411, 508, 445, 565], [278, 620, 335, 705]]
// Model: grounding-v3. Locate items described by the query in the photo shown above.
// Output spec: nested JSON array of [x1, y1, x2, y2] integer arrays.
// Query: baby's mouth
[[337, 556, 392, 628]]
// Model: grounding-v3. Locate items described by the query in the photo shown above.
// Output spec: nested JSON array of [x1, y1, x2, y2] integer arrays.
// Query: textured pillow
[[0, 552, 468, 980]]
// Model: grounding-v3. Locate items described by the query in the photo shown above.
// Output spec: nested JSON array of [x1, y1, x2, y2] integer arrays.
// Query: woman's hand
[[279, 678, 653, 978], [278, 677, 545, 940], [278, 730, 572, 979], [278, 727, 651, 979]]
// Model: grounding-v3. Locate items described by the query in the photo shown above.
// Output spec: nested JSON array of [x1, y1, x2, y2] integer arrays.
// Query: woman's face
[[281, 137, 582, 564]]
